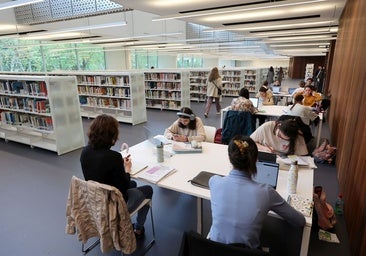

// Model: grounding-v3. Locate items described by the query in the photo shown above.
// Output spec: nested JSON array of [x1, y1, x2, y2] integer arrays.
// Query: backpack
[[312, 138, 336, 164], [313, 186, 337, 230]]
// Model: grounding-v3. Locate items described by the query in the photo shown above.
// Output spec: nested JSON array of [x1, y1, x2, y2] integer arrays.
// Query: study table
[[128, 140, 314, 256], [221, 105, 324, 147]]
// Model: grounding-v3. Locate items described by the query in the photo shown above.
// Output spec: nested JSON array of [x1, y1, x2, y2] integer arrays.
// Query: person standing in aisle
[[209, 135, 305, 252], [266, 66, 274, 85], [80, 114, 153, 239], [204, 67, 222, 118], [276, 67, 284, 85]]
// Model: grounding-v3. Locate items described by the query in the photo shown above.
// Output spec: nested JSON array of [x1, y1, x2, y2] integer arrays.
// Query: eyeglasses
[[276, 129, 291, 141]]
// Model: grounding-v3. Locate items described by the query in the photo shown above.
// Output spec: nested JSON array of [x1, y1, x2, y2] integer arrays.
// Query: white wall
[[202, 58, 219, 68], [158, 55, 177, 68]]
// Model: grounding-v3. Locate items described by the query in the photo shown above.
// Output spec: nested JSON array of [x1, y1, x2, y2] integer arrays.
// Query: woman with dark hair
[[80, 114, 153, 239], [209, 135, 305, 249], [266, 66, 275, 84], [204, 67, 222, 118], [284, 94, 318, 125], [164, 107, 206, 142], [250, 119, 308, 155], [230, 88, 258, 114]]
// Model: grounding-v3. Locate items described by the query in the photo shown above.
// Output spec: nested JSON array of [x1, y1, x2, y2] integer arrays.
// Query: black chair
[[178, 231, 271, 256], [221, 110, 253, 144]]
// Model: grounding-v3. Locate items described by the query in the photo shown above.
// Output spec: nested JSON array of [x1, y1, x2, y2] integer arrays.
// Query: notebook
[[249, 97, 259, 108], [189, 171, 223, 189], [253, 161, 280, 188]]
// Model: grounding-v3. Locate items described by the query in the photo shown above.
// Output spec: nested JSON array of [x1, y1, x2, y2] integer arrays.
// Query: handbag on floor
[[313, 186, 336, 230]]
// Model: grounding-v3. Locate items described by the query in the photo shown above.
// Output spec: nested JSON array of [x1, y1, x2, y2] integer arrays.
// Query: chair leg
[[82, 238, 100, 254], [138, 203, 155, 256]]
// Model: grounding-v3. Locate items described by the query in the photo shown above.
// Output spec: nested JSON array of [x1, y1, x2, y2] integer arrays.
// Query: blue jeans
[[127, 185, 153, 230]]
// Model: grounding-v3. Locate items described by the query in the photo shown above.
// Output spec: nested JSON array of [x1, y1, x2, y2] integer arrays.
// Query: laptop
[[272, 86, 281, 94], [258, 151, 277, 163], [288, 88, 297, 94], [249, 97, 259, 108], [253, 161, 280, 188]]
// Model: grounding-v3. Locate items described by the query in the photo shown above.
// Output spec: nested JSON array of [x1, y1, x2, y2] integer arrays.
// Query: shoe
[[204, 113, 208, 118], [133, 224, 145, 239], [216, 112, 221, 115]]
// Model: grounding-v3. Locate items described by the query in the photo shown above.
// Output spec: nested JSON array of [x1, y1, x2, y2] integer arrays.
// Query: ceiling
[[0, 0, 347, 60]]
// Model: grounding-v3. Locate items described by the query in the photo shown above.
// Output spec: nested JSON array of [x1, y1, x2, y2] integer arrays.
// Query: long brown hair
[[290, 94, 304, 110], [208, 67, 220, 82]]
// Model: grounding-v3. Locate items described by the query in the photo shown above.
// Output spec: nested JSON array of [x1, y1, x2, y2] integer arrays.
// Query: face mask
[[276, 129, 290, 151]]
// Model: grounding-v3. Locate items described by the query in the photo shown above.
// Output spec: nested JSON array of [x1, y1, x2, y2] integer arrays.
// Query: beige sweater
[[65, 176, 136, 254]]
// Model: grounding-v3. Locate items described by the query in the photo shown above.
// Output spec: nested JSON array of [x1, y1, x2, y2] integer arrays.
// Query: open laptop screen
[[253, 161, 279, 188], [249, 97, 259, 108]]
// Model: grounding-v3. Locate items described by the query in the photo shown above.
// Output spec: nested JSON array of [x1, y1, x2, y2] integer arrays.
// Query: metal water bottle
[[287, 160, 298, 194], [157, 143, 164, 163]]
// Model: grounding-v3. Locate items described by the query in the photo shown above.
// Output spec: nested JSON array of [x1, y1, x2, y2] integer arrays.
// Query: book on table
[[172, 141, 203, 154], [136, 165, 175, 183], [287, 194, 314, 217]]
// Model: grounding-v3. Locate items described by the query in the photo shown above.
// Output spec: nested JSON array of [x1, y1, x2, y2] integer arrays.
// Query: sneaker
[[204, 113, 208, 118], [216, 112, 221, 115]]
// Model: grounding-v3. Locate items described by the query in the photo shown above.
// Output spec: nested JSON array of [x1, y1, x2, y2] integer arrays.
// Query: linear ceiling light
[[21, 21, 127, 40], [0, 0, 44, 11], [269, 42, 330, 47], [152, 0, 326, 21], [204, 20, 337, 32], [251, 27, 338, 37]]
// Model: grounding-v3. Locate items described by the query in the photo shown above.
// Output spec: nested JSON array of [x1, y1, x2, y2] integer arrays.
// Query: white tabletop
[[129, 140, 314, 256]]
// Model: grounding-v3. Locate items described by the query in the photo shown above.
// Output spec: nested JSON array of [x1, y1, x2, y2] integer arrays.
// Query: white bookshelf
[[0, 75, 84, 155], [189, 69, 209, 102], [144, 70, 190, 110], [221, 68, 260, 97], [72, 71, 147, 125]]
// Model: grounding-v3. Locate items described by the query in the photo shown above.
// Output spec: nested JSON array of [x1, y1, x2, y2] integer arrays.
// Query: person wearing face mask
[[164, 107, 206, 142], [250, 119, 308, 156]]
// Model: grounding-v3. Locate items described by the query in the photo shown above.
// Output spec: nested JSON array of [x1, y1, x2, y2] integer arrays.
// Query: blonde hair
[[208, 67, 220, 82]]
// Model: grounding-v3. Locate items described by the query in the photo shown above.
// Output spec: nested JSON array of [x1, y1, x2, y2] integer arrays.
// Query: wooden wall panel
[[288, 56, 326, 79], [327, 0, 366, 255]]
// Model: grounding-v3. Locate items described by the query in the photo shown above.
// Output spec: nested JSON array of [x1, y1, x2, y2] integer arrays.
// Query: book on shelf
[[136, 165, 175, 183]]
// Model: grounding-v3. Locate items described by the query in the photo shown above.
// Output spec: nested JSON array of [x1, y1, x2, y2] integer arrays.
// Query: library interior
[[0, 0, 365, 256]]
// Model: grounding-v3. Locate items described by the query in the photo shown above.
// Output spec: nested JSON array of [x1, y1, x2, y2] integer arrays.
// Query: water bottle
[[335, 194, 344, 215], [157, 143, 164, 163], [287, 160, 298, 194]]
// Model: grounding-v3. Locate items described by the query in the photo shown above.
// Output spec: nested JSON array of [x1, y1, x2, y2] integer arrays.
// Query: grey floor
[[0, 80, 351, 256]]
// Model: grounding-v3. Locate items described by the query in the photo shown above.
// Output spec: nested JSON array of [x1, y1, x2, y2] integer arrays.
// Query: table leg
[[316, 112, 324, 147], [197, 197, 203, 234], [300, 225, 311, 256]]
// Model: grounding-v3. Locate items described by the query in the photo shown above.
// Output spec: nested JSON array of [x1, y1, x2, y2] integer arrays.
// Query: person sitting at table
[[230, 88, 258, 114], [301, 85, 322, 107], [250, 119, 308, 156], [164, 107, 206, 142], [80, 114, 153, 239], [291, 80, 306, 97], [209, 135, 305, 251], [256, 86, 274, 106], [284, 94, 319, 126]]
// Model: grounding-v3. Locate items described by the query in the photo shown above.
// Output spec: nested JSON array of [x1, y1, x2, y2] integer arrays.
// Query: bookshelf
[[0, 75, 84, 155], [189, 69, 209, 102], [73, 71, 147, 125], [144, 70, 190, 110], [221, 68, 260, 97]]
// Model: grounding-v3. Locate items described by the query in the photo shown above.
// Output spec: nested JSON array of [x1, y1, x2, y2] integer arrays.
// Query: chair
[[66, 176, 155, 255], [221, 110, 253, 144], [203, 125, 217, 143], [178, 231, 270, 256]]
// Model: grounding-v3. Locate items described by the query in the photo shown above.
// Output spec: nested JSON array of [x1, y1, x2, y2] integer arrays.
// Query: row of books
[[77, 75, 130, 86], [0, 81, 48, 96], [78, 86, 131, 97], [222, 77, 241, 82], [145, 82, 182, 90], [145, 73, 181, 81], [0, 111, 53, 130], [222, 71, 241, 76], [0, 97, 50, 113], [146, 100, 181, 109], [190, 86, 207, 93], [79, 96, 132, 110], [145, 90, 181, 100]]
